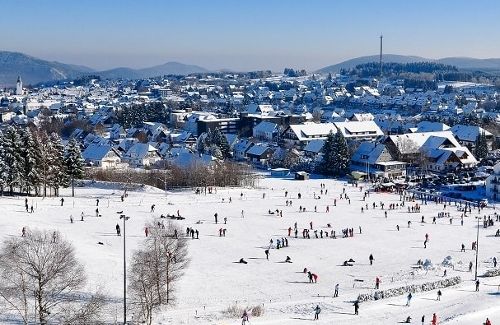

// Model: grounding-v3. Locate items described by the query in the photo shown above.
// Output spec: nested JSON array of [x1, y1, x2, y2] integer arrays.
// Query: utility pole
[[379, 34, 383, 78], [119, 214, 130, 324], [475, 216, 480, 281]]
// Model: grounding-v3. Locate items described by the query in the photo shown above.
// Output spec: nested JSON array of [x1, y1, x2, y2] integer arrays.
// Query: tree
[[19, 129, 41, 195], [0, 131, 7, 194], [2, 126, 22, 195], [47, 133, 68, 196], [129, 221, 189, 325], [318, 131, 336, 176], [0, 230, 105, 324], [474, 132, 488, 160], [64, 138, 84, 197], [332, 131, 351, 176]]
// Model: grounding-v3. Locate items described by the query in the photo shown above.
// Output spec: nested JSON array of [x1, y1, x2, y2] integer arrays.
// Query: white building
[[16, 76, 23, 95]]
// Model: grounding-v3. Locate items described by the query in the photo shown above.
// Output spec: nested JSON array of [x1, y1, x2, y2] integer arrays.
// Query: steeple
[[16, 75, 23, 95]]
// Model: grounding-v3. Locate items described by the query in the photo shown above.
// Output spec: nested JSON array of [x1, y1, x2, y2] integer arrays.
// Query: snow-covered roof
[[416, 121, 450, 133], [126, 143, 158, 159], [333, 121, 384, 138], [388, 131, 461, 154], [450, 124, 493, 142], [351, 142, 386, 164], [289, 123, 337, 141], [254, 121, 279, 134], [246, 144, 272, 156], [303, 139, 325, 154], [82, 144, 118, 161]]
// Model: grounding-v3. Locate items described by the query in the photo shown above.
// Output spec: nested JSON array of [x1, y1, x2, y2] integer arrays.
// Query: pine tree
[[332, 131, 351, 176], [318, 131, 336, 176], [219, 133, 231, 159], [3, 126, 22, 195], [474, 132, 488, 160], [37, 132, 52, 197], [19, 128, 41, 195], [65, 138, 84, 197], [0, 131, 7, 194], [48, 133, 68, 196]]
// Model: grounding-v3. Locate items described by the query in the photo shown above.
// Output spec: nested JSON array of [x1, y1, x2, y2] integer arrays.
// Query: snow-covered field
[[1, 176, 499, 324]]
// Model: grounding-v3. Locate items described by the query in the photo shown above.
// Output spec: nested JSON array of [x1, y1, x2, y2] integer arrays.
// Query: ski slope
[[0, 176, 498, 324]]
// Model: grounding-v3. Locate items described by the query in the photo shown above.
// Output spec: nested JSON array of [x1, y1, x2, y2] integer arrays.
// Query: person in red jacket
[[431, 313, 437, 325], [485, 318, 491, 325]]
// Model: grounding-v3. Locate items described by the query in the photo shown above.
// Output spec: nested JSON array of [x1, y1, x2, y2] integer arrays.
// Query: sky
[[2, 0, 500, 72]]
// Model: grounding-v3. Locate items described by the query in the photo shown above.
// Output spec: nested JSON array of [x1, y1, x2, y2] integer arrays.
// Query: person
[[21, 227, 26, 237], [405, 316, 412, 323], [353, 300, 359, 315], [241, 310, 249, 325], [437, 289, 442, 301], [265, 249, 269, 260], [334, 283, 339, 297], [116, 224, 121, 236], [224, 217, 227, 224], [369, 254, 374, 265], [60, 197, 64, 206], [241, 210, 244, 218], [239, 258, 247, 264], [421, 315, 425, 325], [431, 313, 437, 325], [476, 279, 480, 291], [145, 227, 149, 237], [81, 212, 84, 221], [214, 213, 218, 224], [151, 204, 155, 212], [485, 318, 492, 325], [469, 261, 474, 272], [285, 256, 292, 263], [375, 277, 380, 289], [493, 257, 497, 268], [313, 305, 321, 320], [70, 215, 73, 223], [406, 292, 412, 306], [461, 243, 465, 252]]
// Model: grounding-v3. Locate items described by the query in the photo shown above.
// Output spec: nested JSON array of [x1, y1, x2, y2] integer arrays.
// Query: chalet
[[333, 121, 384, 141], [123, 143, 161, 167], [253, 121, 279, 141], [283, 122, 337, 146], [450, 125, 493, 148], [82, 144, 122, 169], [351, 142, 407, 179], [245, 144, 274, 165]]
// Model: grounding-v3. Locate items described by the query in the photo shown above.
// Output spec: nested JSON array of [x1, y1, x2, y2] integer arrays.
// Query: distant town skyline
[[3, 0, 500, 71]]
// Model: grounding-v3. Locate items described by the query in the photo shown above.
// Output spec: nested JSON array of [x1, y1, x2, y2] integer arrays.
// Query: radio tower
[[379, 34, 383, 78]]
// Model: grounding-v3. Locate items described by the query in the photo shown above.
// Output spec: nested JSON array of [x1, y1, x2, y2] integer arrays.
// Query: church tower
[[16, 76, 23, 95]]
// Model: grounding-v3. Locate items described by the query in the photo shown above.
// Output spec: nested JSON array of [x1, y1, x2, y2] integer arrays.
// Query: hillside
[[0, 51, 94, 86], [97, 61, 209, 79], [318, 54, 500, 74]]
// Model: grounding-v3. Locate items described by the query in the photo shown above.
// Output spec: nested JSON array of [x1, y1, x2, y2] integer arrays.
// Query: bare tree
[[0, 230, 105, 324], [129, 221, 189, 325]]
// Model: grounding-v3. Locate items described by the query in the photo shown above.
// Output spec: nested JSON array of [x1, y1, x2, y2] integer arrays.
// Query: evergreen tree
[[19, 128, 41, 195], [474, 131, 488, 160], [0, 131, 7, 194], [48, 133, 68, 196], [318, 131, 336, 176], [37, 132, 52, 197], [65, 138, 84, 197], [218, 133, 231, 159], [3, 127, 22, 195], [332, 131, 351, 176]]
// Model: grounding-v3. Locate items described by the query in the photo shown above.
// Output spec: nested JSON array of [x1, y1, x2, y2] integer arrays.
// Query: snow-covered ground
[[0, 176, 499, 324]]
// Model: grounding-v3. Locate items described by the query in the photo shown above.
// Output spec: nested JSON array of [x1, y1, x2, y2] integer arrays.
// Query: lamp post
[[475, 216, 480, 281], [119, 213, 130, 324]]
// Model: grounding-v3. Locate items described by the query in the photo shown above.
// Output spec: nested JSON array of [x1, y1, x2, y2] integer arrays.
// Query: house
[[123, 143, 161, 167], [233, 139, 254, 161], [485, 162, 500, 201], [450, 125, 493, 148], [295, 171, 309, 180], [415, 121, 450, 133], [245, 144, 274, 165], [351, 142, 407, 179], [333, 121, 384, 141], [303, 139, 325, 157], [283, 122, 337, 146], [82, 144, 122, 169], [253, 121, 279, 141]]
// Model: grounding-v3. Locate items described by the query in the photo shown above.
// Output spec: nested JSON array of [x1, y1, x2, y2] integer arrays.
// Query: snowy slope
[[0, 177, 498, 324]]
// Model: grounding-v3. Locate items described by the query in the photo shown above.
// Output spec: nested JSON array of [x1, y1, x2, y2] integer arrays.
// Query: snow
[[0, 177, 499, 324]]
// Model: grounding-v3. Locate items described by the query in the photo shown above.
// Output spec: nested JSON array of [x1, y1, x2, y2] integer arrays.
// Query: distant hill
[[0, 51, 210, 86], [97, 62, 210, 79], [317, 54, 500, 74], [0, 51, 94, 86]]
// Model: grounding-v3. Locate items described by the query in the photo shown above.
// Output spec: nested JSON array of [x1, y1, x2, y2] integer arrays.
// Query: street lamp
[[474, 216, 481, 281], [118, 213, 130, 324]]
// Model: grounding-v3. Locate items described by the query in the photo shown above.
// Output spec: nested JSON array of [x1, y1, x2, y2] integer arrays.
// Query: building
[[82, 144, 122, 169], [197, 117, 240, 135], [486, 162, 500, 201], [16, 76, 23, 95], [351, 141, 407, 179]]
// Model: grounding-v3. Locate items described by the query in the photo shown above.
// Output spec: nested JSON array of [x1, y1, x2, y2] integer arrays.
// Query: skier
[[21, 227, 26, 237], [485, 318, 492, 325], [241, 310, 249, 325], [285, 256, 292, 263], [81, 212, 84, 221], [493, 257, 497, 268], [313, 305, 321, 320], [375, 277, 380, 289], [96, 199, 99, 206], [421, 315, 425, 325], [461, 243, 465, 252], [145, 227, 149, 237], [369, 254, 374, 265], [437, 290, 442, 301], [475, 279, 480, 291], [116, 224, 121, 236], [150, 204, 155, 212], [214, 213, 218, 224], [241, 210, 244, 218], [265, 249, 269, 260], [353, 300, 359, 315], [70, 215, 73, 223], [406, 292, 412, 306], [431, 313, 437, 325], [60, 198, 64, 206], [334, 283, 339, 297]]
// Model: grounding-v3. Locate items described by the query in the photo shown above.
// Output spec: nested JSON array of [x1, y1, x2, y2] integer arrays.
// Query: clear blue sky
[[2, 0, 500, 71]]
